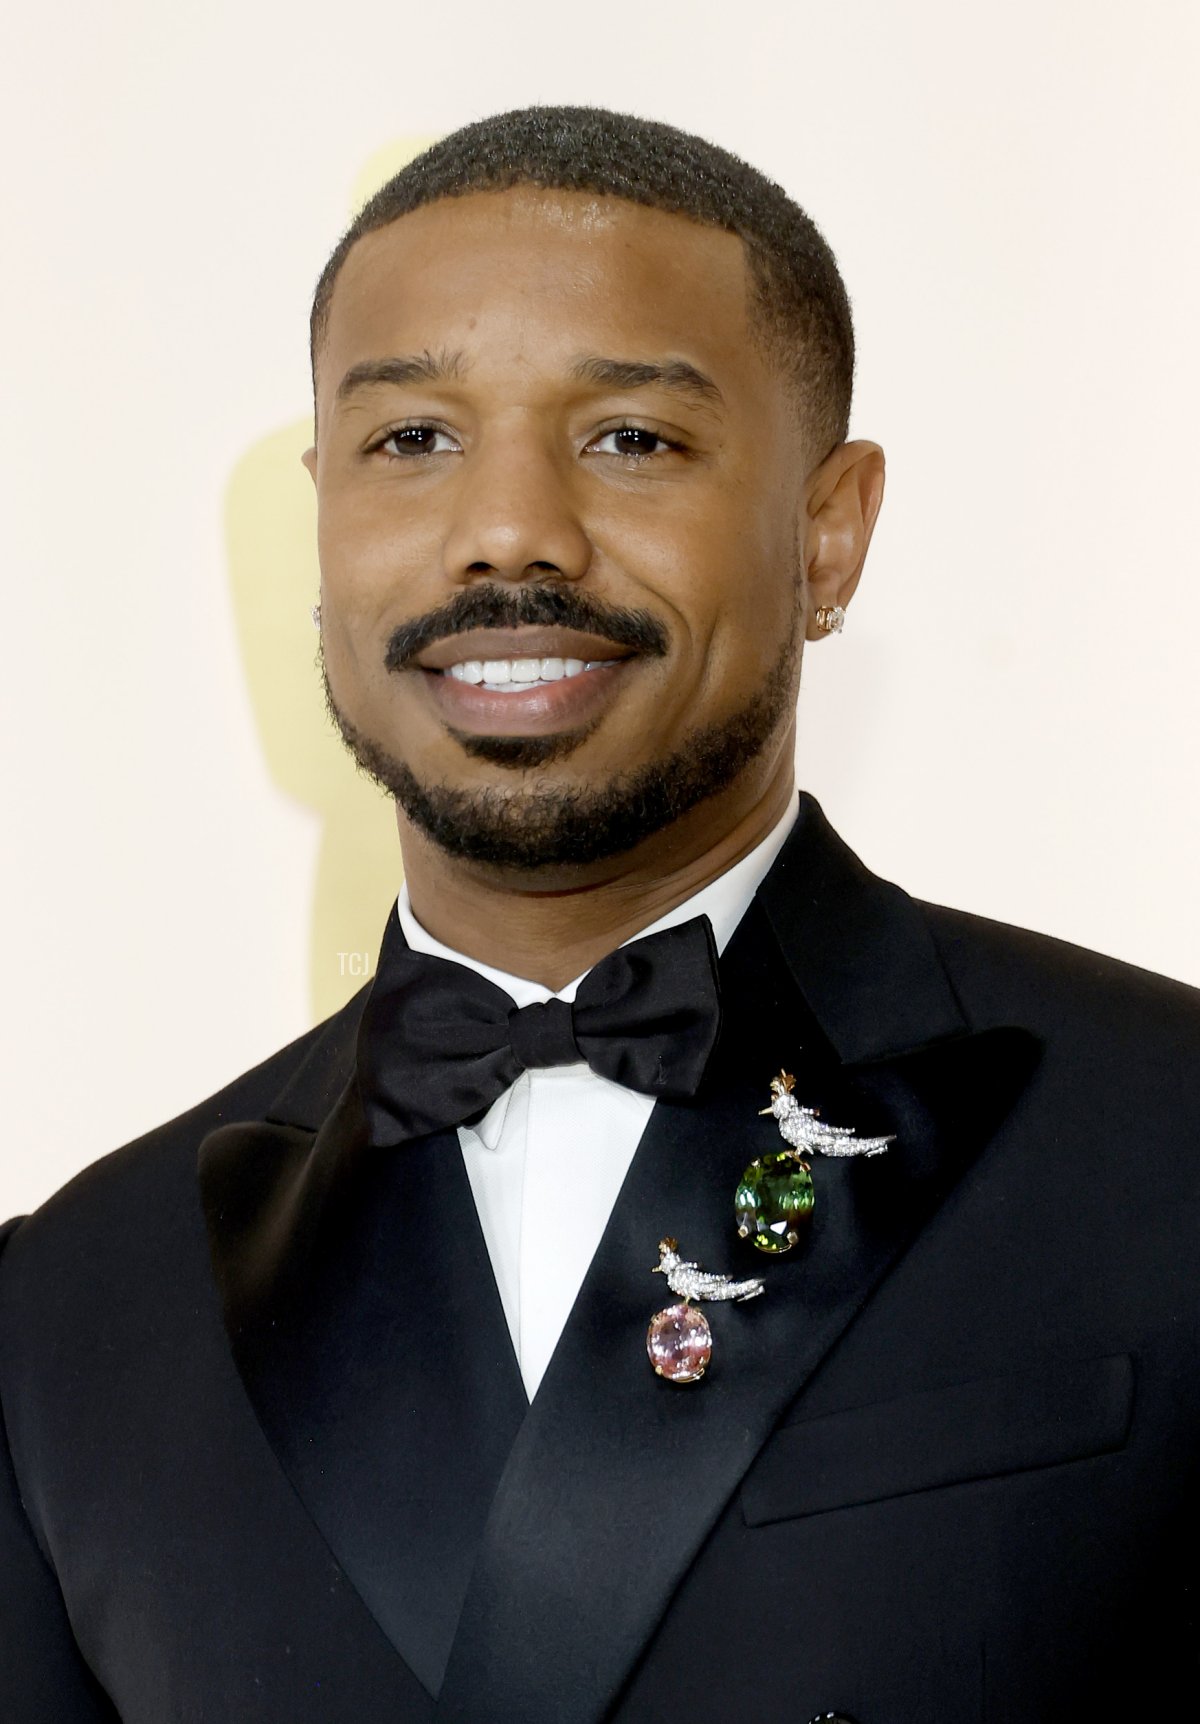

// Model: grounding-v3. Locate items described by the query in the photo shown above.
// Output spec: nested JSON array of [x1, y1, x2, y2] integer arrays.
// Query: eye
[[588, 426, 681, 460], [370, 423, 460, 460]]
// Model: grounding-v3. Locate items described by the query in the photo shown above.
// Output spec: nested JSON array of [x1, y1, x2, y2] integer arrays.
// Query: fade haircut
[[310, 106, 854, 462]]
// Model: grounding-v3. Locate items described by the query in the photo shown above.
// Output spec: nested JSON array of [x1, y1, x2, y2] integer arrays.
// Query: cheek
[[623, 493, 798, 670], [316, 482, 441, 614]]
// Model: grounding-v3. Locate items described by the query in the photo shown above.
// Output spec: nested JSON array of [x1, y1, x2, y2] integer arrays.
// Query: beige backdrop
[[2, 0, 1197, 1217]]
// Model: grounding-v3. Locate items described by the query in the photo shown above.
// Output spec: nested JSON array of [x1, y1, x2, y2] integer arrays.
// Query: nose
[[441, 428, 592, 588]]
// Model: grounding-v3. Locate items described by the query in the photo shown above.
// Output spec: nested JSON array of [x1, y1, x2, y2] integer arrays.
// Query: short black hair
[[310, 105, 854, 461]]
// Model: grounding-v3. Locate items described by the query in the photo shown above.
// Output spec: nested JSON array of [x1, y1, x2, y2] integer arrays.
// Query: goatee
[[320, 597, 799, 872]]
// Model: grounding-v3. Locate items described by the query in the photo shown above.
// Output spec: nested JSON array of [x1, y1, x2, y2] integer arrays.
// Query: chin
[[445, 721, 602, 771]]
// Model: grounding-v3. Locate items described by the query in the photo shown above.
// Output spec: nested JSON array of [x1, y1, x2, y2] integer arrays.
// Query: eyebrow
[[335, 349, 466, 402], [570, 354, 724, 408], [332, 348, 725, 410]]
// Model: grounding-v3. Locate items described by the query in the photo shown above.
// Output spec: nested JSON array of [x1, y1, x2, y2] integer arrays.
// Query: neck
[[398, 753, 796, 992]]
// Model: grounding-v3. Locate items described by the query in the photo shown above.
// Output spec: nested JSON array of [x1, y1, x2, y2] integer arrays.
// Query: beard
[[320, 586, 800, 872]]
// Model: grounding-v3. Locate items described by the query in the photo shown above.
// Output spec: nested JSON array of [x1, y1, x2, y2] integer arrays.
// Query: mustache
[[384, 584, 670, 671]]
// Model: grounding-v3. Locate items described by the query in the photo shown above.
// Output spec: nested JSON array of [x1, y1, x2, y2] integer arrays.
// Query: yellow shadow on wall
[[225, 136, 437, 1022], [225, 417, 399, 1021]]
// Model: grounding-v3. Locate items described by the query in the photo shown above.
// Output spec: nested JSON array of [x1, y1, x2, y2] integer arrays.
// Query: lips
[[411, 628, 638, 736]]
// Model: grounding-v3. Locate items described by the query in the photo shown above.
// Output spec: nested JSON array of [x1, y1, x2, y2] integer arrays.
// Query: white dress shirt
[[396, 788, 800, 1399]]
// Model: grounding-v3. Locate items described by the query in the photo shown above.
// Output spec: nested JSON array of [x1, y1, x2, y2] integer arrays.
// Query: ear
[[300, 444, 318, 486], [801, 440, 886, 641]]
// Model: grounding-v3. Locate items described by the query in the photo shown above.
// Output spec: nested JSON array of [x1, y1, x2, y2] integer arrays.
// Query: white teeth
[[445, 654, 612, 687]]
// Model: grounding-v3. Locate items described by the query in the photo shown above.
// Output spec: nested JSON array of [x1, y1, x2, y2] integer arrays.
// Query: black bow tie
[[356, 911, 723, 1148]]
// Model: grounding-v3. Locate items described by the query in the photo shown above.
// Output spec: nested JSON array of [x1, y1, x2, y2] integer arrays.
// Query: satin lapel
[[756, 792, 971, 1062], [198, 1070, 528, 1698], [435, 899, 1039, 1724]]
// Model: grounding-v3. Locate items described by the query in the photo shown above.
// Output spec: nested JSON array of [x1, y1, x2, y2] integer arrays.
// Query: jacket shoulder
[[1, 985, 367, 1261], [920, 899, 1200, 1064]]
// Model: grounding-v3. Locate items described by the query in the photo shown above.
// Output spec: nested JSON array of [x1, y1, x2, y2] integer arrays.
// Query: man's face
[[307, 187, 813, 870]]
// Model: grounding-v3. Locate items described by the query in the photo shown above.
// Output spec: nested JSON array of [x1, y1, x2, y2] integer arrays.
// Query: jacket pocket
[[741, 1351, 1134, 1528]]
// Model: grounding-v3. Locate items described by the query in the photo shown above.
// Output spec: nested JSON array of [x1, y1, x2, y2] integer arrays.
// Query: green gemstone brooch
[[735, 1070, 895, 1255]]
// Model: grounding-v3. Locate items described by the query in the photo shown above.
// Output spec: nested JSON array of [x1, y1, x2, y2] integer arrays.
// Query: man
[[1, 107, 1195, 1724]]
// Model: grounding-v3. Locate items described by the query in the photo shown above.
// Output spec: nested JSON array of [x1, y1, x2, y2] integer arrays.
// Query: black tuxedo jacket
[[2, 797, 1197, 1723]]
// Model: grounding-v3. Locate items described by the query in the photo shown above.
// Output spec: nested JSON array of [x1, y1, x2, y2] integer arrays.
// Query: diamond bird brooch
[[645, 1237, 765, 1384], [735, 1070, 896, 1255]]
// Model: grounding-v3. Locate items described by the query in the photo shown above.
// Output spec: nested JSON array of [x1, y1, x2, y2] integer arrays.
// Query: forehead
[[317, 186, 766, 402]]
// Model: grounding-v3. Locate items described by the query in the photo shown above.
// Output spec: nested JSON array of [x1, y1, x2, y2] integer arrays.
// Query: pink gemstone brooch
[[646, 1237, 765, 1384]]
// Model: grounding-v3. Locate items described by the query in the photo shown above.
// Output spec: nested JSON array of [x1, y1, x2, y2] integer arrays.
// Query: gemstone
[[735, 1151, 815, 1254], [646, 1302, 713, 1383]]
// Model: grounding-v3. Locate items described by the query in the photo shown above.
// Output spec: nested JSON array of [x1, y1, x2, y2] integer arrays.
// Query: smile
[[410, 624, 650, 738], [418, 653, 633, 738]]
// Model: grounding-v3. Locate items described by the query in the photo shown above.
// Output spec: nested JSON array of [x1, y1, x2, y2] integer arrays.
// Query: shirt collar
[[396, 787, 799, 1151]]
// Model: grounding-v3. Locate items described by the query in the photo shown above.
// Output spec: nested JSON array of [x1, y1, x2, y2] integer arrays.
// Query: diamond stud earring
[[814, 604, 845, 635]]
